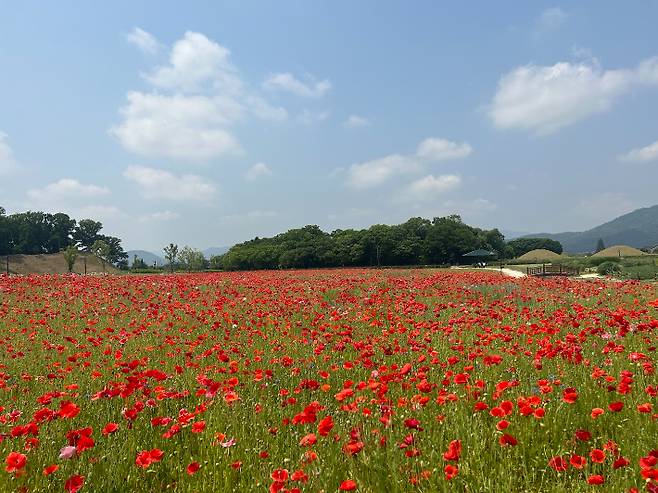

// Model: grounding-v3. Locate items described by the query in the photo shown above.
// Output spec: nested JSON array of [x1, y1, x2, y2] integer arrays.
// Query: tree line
[[0, 206, 128, 267], [218, 215, 512, 271]]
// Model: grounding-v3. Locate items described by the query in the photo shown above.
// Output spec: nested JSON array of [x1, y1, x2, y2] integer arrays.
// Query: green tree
[[92, 239, 111, 273], [179, 246, 206, 271], [0, 206, 10, 255], [99, 235, 128, 265], [209, 255, 224, 270], [74, 219, 103, 251], [46, 213, 76, 253], [506, 237, 563, 257], [595, 238, 605, 253], [163, 243, 179, 272], [62, 245, 78, 273], [132, 255, 148, 270]]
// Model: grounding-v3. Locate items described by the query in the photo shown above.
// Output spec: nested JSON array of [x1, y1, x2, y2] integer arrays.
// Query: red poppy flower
[[339, 479, 357, 491], [191, 421, 206, 433], [590, 408, 604, 419], [58, 401, 81, 419], [186, 462, 200, 475], [318, 416, 334, 436], [562, 388, 578, 404], [135, 449, 164, 468], [443, 440, 462, 461], [444, 464, 459, 480], [102, 423, 118, 435], [299, 433, 317, 447], [613, 456, 630, 469], [570, 455, 586, 469], [271, 469, 289, 482], [43, 464, 59, 476], [590, 449, 606, 463], [5, 452, 27, 473], [548, 456, 568, 472], [586, 474, 605, 485], [499, 433, 517, 446], [608, 401, 623, 412], [65, 475, 85, 493]]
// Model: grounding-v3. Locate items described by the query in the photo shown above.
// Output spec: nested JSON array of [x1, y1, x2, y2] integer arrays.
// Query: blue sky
[[1, 1, 658, 252]]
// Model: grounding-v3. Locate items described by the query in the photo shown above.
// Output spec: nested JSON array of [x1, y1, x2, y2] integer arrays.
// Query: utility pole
[[84, 256, 87, 275], [5, 256, 8, 275]]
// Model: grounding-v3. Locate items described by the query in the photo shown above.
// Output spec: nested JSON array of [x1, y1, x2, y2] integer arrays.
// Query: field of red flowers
[[0, 269, 657, 492]]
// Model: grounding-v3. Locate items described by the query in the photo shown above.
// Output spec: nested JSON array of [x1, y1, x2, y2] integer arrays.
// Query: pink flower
[[221, 437, 237, 448], [59, 445, 76, 459]]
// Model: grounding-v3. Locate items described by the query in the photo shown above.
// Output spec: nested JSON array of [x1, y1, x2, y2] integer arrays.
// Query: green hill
[[527, 205, 658, 253]]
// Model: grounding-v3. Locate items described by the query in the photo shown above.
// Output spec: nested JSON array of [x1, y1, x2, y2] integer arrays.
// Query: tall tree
[[73, 219, 103, 252], [47, 213, 76, 253], [163, 243, 179, 272], [62, 245, 78, 273], [91, 239, 111, 273], [595, 238, 605, 253]]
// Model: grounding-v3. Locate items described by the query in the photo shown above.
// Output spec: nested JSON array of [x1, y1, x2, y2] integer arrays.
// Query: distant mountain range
[[526, 205, 658, 253], [127, 250, 165, 267], [203, 246, 230, 257], [127, 246, 230, 266]]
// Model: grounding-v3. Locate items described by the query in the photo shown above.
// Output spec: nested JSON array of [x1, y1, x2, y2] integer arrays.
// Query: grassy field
[[0, 270, 657, 492], [2, 253, 118, 275]]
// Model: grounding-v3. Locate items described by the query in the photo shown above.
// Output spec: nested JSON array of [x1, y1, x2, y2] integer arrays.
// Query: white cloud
[[263, 72, 331, 98], [111, 31, 287, 162], [139, 210, 180, 222], [125, 27, 161, 55], [345, 137, 472, 189], [27, 179, 110, 202], [0, 132, 17, 174], [245, 162, 272, 181], [145, 31, 240, 93], [343, 115, 371, 128], [123, 166, 216, 202], [75, 205, 124, 221], [400, 174, 461, 202], [416, 138, 473, 161], [537, 7, 568, 32], [618, 139, 658, 163], [347, 154, 419, 189], [489, 57, 658, 134], [110, 91, 241, 161]]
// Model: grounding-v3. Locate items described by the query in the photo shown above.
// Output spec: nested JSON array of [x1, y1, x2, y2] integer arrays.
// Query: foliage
[[222, 216, 507, 271], [179, 246, 207, 271], [208, 254, 224, 270], [597, 261, 623, 276], [0, 207, 127, 265], [507, 237, 563, 257], [91, 239, 111, 272], [132, 255, 148, 270], [73, 219, 103, 252], [595, 238, 605, 253], [62, 245, 78, 273], [0, 270, 656, 492], [163, 243, 179, 272]]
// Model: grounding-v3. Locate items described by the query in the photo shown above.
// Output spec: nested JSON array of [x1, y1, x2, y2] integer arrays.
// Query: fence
[[526, 264, 579, 277]]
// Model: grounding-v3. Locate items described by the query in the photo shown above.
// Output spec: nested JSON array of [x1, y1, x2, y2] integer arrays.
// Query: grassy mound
[[516, 249, 562, 262], [3, 253, 118, 275], [592, 245, 646, 258]]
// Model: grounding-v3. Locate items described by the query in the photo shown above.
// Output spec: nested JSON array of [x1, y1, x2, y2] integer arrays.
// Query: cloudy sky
[[2, 1, 658, 251]]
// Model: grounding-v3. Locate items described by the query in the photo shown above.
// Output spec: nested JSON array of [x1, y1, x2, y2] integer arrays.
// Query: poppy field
[[0, 269, 657, 492]]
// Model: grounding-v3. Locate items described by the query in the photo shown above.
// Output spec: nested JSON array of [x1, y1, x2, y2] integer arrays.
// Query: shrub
[[597, 261, 623, 276]]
